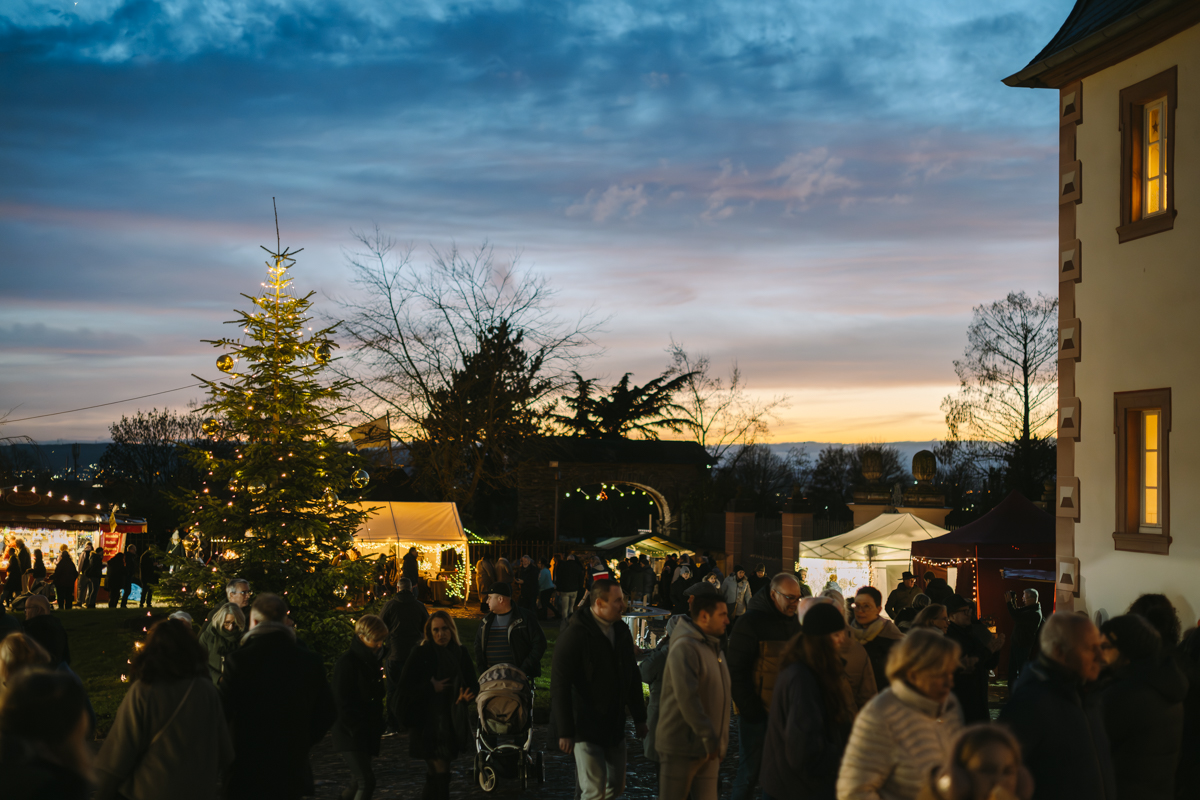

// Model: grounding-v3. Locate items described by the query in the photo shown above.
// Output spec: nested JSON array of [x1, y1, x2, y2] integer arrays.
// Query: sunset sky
[[1, 0, 1070, 443]]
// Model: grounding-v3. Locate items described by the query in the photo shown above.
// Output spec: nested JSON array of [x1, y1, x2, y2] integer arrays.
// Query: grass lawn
[[59, 607, 163, 738], [64, 607, 560, 738]]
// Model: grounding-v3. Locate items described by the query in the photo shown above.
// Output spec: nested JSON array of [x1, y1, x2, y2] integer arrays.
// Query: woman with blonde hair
[[912, 605, 949, 635], [0, 633, 51, 686], [837, 629, 964, 800], [198, 602, 245, 684], [918, 724, 1033, 800], [398, 610, 478, 800]]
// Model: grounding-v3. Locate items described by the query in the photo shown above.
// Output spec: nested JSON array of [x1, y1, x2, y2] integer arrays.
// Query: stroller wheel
[[536, 751, 545, 784], [479, 764, 498, 793]]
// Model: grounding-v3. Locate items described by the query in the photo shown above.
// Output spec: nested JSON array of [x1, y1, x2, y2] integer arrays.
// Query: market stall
[[348, 501, 471, 605], [910, 490, 1055, 678], [796, 512, 950, 599]]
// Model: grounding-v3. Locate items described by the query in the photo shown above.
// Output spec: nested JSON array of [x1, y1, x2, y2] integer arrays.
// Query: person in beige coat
[[95, 618, 233, 800], [837, 629, 964, 800], [655, 593, 732, 800]]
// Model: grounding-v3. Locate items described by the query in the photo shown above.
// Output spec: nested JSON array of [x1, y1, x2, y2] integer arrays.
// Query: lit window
[[1140, 410, 1161, 531], [1144, 100, 1167, 217]]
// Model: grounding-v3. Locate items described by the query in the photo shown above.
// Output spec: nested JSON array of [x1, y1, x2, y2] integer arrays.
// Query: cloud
[[566, 184, 648, 222], [0, 322, 144, 356]]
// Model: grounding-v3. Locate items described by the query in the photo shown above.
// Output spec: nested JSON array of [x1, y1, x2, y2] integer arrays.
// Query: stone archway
[[516, 438, 713, 540]]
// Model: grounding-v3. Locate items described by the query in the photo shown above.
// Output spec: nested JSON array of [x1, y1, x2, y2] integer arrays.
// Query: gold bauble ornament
[[216, 354, 235, 373], [322, 487, 339, 507], [248, 481, 266, 496], [201, 418, 221, 436], [314, 343, 332, 364], [350, 469, 370, 489]]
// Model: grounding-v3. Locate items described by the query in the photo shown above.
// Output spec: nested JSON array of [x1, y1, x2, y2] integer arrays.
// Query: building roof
[[1004, 0, 1198, 88], [521, 437, 714, 467], [910, 491, 1054, 560]]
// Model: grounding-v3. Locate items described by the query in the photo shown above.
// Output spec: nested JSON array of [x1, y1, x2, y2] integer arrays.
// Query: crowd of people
[[1, 538, 161, 612], [3, 546, 1199, 800]]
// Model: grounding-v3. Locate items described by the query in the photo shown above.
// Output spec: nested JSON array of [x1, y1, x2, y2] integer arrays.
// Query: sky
[[0, 0, 1073, 443]]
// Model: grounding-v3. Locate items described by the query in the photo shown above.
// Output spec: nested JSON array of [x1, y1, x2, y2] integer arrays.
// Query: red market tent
[[910, 490, 1056, 679]]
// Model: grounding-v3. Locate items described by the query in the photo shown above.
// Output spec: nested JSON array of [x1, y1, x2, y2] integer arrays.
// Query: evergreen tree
[[161, 238, 371, 649]]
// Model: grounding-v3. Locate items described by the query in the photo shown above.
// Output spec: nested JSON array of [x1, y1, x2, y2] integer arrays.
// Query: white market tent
[[795, 513, 949, 600], [348, 502, 471, 600]]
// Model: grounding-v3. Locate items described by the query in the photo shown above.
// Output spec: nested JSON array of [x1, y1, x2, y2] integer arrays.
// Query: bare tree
[[666, 340, 788, 466], [940, 291, 1058, 493], [334, 230, 602, 509]]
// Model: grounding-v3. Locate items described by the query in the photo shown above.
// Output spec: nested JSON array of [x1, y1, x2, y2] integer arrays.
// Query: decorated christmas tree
[[163, 223, 372, 643]]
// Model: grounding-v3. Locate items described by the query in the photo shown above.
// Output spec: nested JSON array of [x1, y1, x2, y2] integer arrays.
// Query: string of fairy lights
[[565, 483, 658, 506]]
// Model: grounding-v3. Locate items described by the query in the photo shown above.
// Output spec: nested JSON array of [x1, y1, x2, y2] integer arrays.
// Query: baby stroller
[[473, 664, 544, 792]]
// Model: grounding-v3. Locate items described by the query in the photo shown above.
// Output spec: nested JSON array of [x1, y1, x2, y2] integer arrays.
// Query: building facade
[[1006, 0, 1200, 621]]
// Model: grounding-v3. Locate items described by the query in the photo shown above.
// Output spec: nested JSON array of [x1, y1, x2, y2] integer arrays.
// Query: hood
[[671, 615, 722, 652]]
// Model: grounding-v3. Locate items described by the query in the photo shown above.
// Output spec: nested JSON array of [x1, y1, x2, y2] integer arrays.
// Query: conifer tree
[[163, 227, 372, 641]]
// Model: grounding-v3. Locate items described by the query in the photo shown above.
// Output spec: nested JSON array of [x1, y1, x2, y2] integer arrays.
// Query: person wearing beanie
[[801, 596, 877, 711], [760, 602, 856, 800], [1097, 614, 1186, 800]]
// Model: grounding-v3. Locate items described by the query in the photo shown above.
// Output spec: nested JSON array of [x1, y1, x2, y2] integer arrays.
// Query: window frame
[[1113, 388, 1171, 554], [1117, 67, 1177, 243]]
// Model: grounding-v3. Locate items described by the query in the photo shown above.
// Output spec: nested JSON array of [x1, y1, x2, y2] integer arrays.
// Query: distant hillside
[[763, 441, 942, 470]]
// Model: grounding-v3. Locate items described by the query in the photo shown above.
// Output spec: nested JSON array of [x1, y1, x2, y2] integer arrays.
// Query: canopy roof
[[594, 533, 693, 557], [910, 491, 1054, 560], [797, 513, 949, 563], [348, 502, 467, 546]]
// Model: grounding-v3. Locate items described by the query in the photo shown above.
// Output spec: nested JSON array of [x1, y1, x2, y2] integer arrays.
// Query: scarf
[[849, 617, 886, 643]]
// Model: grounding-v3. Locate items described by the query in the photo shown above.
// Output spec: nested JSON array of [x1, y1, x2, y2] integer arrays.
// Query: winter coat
[[727, 585, 803, 724], [551, 606, 647, 746], [1006, 599, 1043, 662], [397, 640, 478, 760], [884, 584, 919, 619], [29, 554, 45, 582], [473, 604, 547, 678], [518, 563, 541, 600], [1099, 656, 1187, 800], [332, 636, 387, 755], [731, 577, 752, 616], [655, 617, 731, 761], [670, 576, 696, 615], [842, 636, 880, 712], [85, 551, 104, 580], [94, 676, 232, 800], [124, 551, 141, 583], [998, 656, 1116, 800], [923, 577, 953, 605], [139, 551, 159, 586], [762, 660, 853, 800], [538, 567, 554, 592], [475, 559, 496, 596], [659, 559, 677, 601], [380, 590, 429, 668], [638, 562, 657, 597], [945, 621, 999, 723], [220, 624, 336, 800], [495, 559, 512, 586], [198, 622, 241, 684], [1178, 629, 1200, 800], [105, 553, 126, 591], [836, 681, 964, 800], [848, 617, 905, 697], [52, 554, 78, 591], [749, 572, 770, 597], [556, 559, 585, 594], [639, 625, 674, 761]]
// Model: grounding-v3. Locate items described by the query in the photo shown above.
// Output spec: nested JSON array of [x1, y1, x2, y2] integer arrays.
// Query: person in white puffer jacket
[[837, 629, 964, 800]]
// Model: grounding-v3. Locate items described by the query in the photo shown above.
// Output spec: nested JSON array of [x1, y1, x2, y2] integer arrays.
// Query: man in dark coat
[[747, 564, 770, 597], [884, 572, 919, 619], [121, 543, 140, 608], [922, 570, 954, 605], [379, 577, 428, 730], [515, 555, 540, 611], [551, 579, 647, 800], [945, 594, 1003, 723], [138, 547, 159, 608], [999, 612, 1116, 800], [104, 551, 125, 608], [1006, 587, 1044, 686], [1097, 614, 1186, 800], [474, 582, 547, 679], [727, 574, 803, 800], [221, 593, 336, 800], [332, 615, 387, 800]]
